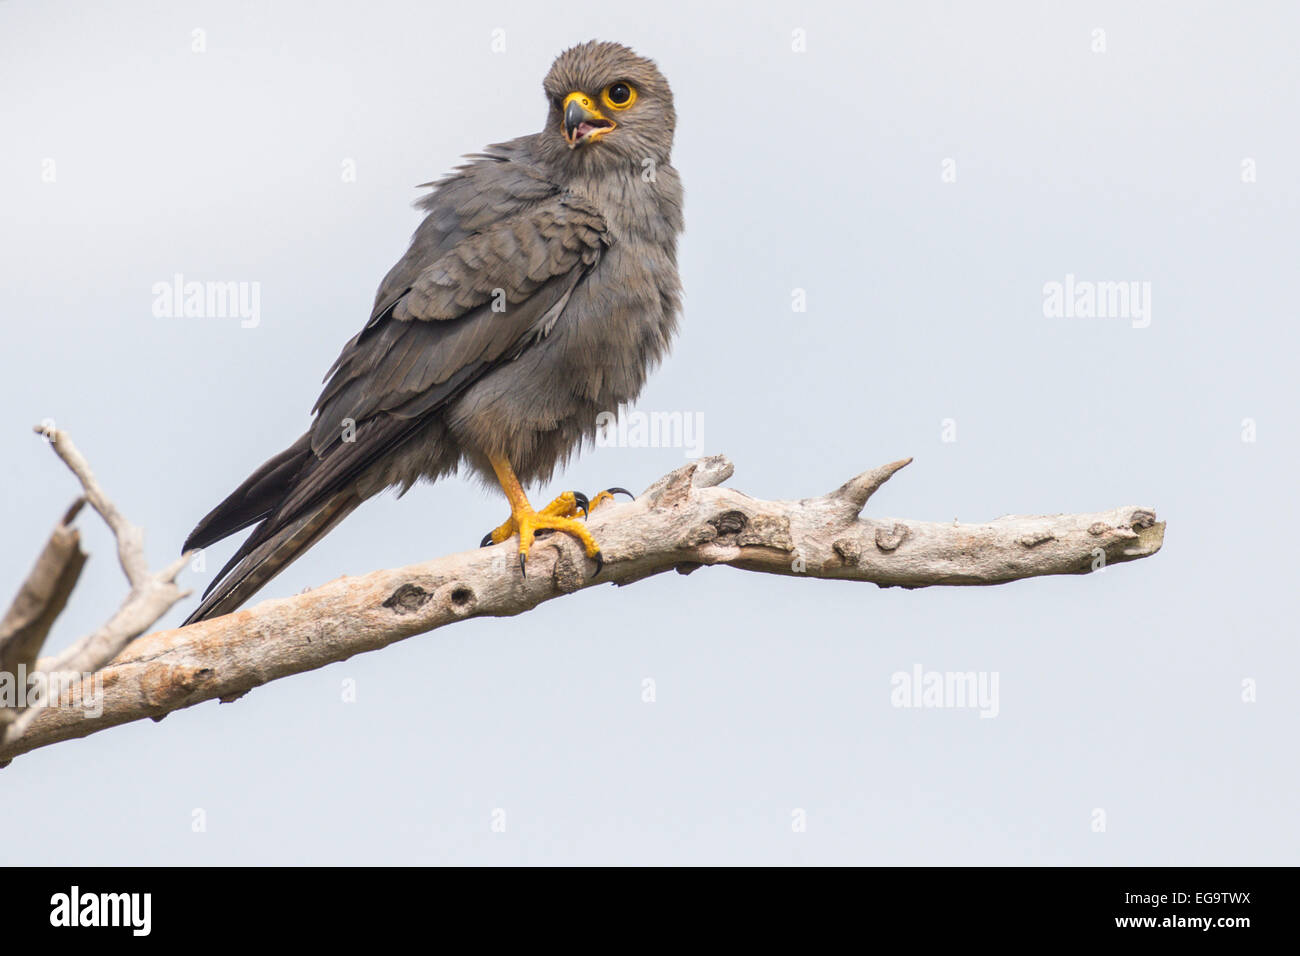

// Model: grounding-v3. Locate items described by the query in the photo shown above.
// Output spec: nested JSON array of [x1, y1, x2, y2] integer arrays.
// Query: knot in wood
[[1128, 510, 1157, 530], [383, 584, 431, 614], [833, 538, 863, 566], [709, 510, 748, 537], [874, 523, 910, 552]]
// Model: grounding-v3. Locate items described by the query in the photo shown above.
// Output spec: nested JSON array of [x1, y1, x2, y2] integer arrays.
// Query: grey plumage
[[182, 41, 683, 624]]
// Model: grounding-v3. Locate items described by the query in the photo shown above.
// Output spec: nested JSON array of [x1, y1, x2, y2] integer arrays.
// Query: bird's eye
[[602, 82, 637, 110]]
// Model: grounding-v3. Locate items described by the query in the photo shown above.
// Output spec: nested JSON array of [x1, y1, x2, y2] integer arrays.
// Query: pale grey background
[[1, 0, 1295, 865]]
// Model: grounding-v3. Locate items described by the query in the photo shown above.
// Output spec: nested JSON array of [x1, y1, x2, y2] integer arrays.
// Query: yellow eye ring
[[601, 82, 637, 111]]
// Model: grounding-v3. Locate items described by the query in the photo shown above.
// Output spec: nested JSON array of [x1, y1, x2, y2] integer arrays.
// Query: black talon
[[572, 491, 590, 518], [592, 550, 604, 576], [519, 554, 527, 578], [605, 487, 634, 501], [480, 532, 494, 548]]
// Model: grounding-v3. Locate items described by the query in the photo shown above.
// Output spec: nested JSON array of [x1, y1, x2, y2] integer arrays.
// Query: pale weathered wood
[[0, 453, 1164, 765], [0, 499, 89, 727], [0, 427, 192, 749]]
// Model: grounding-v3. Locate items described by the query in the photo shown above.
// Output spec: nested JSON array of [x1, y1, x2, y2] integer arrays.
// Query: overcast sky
[[2, 0, 1296, 864]]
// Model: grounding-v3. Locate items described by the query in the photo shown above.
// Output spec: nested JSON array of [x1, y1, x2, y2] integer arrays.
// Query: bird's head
[[541, 41, 676, 169]]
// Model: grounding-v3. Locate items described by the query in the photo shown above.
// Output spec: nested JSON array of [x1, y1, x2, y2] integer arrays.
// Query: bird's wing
[[367, 138, 562, 323], [282, 190, 609, 518], [183, 189, 609, 623]]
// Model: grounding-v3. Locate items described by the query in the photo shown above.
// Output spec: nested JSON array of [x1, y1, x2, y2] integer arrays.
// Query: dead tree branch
[[0, 499, 88, 730], [0, 452, 1164, 765], [0, 427, 192, 750]]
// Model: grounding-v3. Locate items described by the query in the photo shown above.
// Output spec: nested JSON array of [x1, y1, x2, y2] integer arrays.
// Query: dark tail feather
[[182, 490, 361, 625], [182, 412, 436, 625], [183, 434, 315, 553]]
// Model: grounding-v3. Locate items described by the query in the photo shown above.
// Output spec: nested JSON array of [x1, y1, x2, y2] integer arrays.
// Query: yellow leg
[[483, 453, 604, 575]]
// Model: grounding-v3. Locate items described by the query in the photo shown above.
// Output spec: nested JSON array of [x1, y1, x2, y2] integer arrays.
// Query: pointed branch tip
[[833, 456, 913, 513]]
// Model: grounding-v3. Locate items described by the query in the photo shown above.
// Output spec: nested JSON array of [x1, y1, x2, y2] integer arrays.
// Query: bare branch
[[0, 500, 88, 727], [32, 424, 148, 584], [0, 427, 193, 750], [0, 454, 1164, 765]]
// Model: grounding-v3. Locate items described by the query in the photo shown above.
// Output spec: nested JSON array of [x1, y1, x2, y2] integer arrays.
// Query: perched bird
[[181, 41, 683, 624]]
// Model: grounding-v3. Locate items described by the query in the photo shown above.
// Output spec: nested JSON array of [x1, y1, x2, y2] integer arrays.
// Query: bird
[[181, 40, 683, 625]]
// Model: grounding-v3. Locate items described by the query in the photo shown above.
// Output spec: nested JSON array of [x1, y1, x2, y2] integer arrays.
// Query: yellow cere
[[563, 91, 602, 116]]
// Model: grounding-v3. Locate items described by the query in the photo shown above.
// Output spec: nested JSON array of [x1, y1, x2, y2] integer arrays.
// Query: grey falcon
[[181, 40, 683, 624]]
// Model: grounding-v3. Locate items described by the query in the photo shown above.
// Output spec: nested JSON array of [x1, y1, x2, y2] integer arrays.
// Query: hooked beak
[[562, 92, 616, 148]]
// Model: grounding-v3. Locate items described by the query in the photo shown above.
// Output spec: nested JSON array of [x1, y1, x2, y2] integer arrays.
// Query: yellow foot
[[481, 491, 586, 547], [478, 482, 635, 578]]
